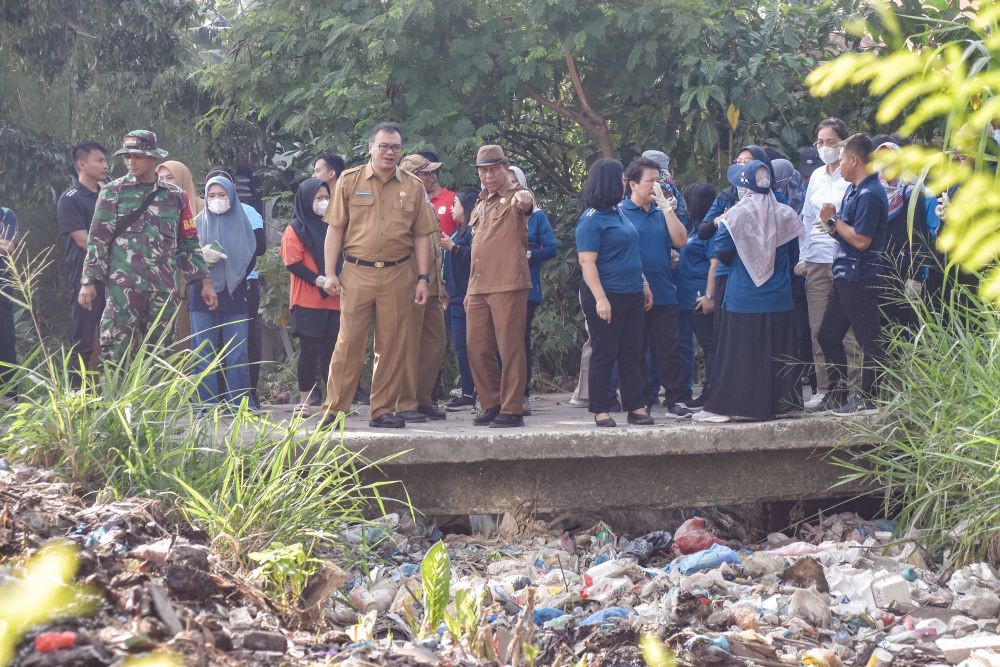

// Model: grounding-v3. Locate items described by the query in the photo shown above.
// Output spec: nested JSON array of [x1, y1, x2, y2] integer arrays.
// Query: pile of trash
[[2, 459, 999, 666]]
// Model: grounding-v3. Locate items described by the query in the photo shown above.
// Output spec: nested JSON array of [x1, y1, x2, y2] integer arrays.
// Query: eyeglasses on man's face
[[373, 142, 403, 153]]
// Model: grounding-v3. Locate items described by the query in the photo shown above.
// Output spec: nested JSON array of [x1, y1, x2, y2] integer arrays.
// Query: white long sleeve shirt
[[800, 166, 851, 263]]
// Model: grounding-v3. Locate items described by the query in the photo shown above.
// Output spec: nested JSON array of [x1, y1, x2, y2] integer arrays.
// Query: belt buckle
[[374, 261, 385, 268]]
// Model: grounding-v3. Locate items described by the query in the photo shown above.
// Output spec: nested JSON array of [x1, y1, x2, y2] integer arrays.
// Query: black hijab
[[291, 178, 330, 276]]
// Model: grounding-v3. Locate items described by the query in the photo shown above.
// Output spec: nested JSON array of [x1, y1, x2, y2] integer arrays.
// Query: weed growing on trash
[[0, 244, 408, 571], [835, 279, 1000, 565], [247, 542, 324, 610]]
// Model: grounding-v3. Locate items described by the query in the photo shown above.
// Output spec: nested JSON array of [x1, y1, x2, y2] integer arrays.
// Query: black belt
[[343, 254, 410, 268]]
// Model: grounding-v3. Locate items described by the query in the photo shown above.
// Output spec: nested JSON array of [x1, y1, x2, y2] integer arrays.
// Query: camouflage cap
[[114, 130, 168, 159]]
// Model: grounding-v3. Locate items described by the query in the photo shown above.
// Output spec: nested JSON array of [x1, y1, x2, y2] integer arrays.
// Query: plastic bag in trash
[[622, 530, 673, 564], [674, 544, 740, 575], [579, 606, 629, 626], [674, 517, 723, 554]]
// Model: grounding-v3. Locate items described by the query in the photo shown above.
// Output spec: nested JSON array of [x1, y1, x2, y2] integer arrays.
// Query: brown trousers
[[324, 262, 413, 419], [803, 261, 862, 392], [466, 289, 529, 415], [396, 297, 447, 411]]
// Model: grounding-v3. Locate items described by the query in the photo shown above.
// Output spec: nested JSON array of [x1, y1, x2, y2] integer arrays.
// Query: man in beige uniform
[[321, 122, 436, 429], [465, 145, 534, 428], [394, 154, 448, 423]]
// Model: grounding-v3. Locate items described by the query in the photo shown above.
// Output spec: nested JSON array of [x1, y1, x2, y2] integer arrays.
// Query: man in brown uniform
[[394, 154, 448, 423], [320, 122, 436, 429], [465, 145, 534, 428]]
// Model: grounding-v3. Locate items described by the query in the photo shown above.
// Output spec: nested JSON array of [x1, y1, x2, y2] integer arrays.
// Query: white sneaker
[[568, 397, 589, 408], [803, 393, 826, 410], [692, 410, 731, 423], [449, 388, 462, 399]]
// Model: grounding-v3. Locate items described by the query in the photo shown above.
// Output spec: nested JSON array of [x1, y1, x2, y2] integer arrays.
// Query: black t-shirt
[[57, 181, 100, 291]]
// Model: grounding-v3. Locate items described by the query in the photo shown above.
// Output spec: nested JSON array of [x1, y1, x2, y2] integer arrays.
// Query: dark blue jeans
[[448, 303, 475, 397], [677, 309, 696, 400], [190, 310, 253, 407]]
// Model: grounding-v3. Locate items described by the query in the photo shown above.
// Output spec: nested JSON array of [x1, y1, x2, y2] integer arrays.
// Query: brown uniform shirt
[[467, 183, 532, 295], [325, 163, 437, 262]]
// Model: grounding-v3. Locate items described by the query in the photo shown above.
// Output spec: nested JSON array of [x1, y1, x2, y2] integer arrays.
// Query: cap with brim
[[641, 150, 671, 171], [475, 145, 508, 167], [113, 130, 168, 159], [798, 147, 821, 177]]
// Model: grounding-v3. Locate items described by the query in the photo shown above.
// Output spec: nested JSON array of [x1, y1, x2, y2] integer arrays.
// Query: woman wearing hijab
[[190, 176, 258, 408], [697, 145, 789, 336], [771, 159, 806, 215], [439, 186, 478, 410], [280, 178, 340, 417], [157, 161, 204, 348], [693, 161, 804, 423]]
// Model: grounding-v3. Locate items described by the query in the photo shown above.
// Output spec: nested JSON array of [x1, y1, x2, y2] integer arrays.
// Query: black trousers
[[580, 282, 645, 414], [246, 280, 262, 397], [818, 278, 885, 397], [524, 300, 539, 397], [792, 285, 816, 391], [691, 309, 715, 398], [0, 294, 15, 396], [297, 332, 338, 394], [642, 304, 686, 405], [69, 283, 104, 386]]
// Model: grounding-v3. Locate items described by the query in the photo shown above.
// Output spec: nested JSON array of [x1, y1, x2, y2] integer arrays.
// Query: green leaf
[[419, 541, 451, 638]]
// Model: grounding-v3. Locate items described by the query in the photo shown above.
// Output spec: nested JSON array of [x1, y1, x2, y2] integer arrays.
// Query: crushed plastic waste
[[2, 461, 998, 667]]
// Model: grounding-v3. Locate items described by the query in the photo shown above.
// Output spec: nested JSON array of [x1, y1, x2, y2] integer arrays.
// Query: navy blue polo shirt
[[575, 207, 644, 294], [619, 198, 678, 305], [713, 225, 794, 314], [677, 232, 711, 310], [833, 173, 889, 282]]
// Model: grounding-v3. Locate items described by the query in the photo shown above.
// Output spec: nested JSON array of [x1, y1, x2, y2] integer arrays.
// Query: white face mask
[[207, 198, 231, 215], [313, 199, 330, 216], [818, 146, 841, 165]]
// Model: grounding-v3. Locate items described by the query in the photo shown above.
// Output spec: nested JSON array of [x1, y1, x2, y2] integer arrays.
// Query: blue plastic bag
[[675, 544, 740, 575]]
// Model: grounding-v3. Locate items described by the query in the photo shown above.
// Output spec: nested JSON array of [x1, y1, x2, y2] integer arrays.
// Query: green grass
[[0, 243, 409, 570], [835, 277, 1000, 564]]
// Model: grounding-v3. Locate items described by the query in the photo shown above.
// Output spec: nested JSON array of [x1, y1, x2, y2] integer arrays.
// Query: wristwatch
[[825, 217, 837, 232], [81, 277, 94, 286], [417, 274, 430, 282]]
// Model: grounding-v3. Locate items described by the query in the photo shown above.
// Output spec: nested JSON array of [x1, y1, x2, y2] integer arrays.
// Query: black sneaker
[[418, 404, 447, 420], [490, 413, 524, 428], [807, 391, 847, 414], [663, 403, 692, 419], [473, 405, 501, 426], [832, 395, 879, 416], [370, 413, 406, 428], [397, 410, 428, 423], [686, 393, 707, 409], [354, 388, 371, 405], [446, 394, 476, 410]]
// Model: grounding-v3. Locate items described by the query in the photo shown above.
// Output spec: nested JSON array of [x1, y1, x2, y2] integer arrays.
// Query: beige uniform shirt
[[467, 183, 532, 295], [325, 163, 437, 262]]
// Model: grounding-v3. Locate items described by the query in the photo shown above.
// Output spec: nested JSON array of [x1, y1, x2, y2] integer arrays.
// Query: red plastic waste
[[35, 631, 77, 653], [673, 517, 724, 554]]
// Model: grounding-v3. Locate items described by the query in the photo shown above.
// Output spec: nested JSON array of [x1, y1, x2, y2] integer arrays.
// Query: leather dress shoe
[[397, 410, 428, 423], [418, 404, 447, 420], [369, 413, 405, 428], [473, 405, 501, 426], [490, 413, 524, 428]]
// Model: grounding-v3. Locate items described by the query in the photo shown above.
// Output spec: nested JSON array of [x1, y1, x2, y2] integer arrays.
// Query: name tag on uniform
[[354, 190, 372, 196]]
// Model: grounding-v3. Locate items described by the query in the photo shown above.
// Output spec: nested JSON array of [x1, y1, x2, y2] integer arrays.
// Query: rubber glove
[[201, 245, 227, 266], [652, 182, 677, 211]]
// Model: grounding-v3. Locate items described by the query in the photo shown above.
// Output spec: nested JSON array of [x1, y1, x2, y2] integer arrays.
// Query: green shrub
[[835, 279, 1000, 564]]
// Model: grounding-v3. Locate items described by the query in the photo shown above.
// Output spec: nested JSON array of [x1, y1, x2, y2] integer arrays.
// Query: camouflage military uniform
[[81, 133, 208, 360]]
